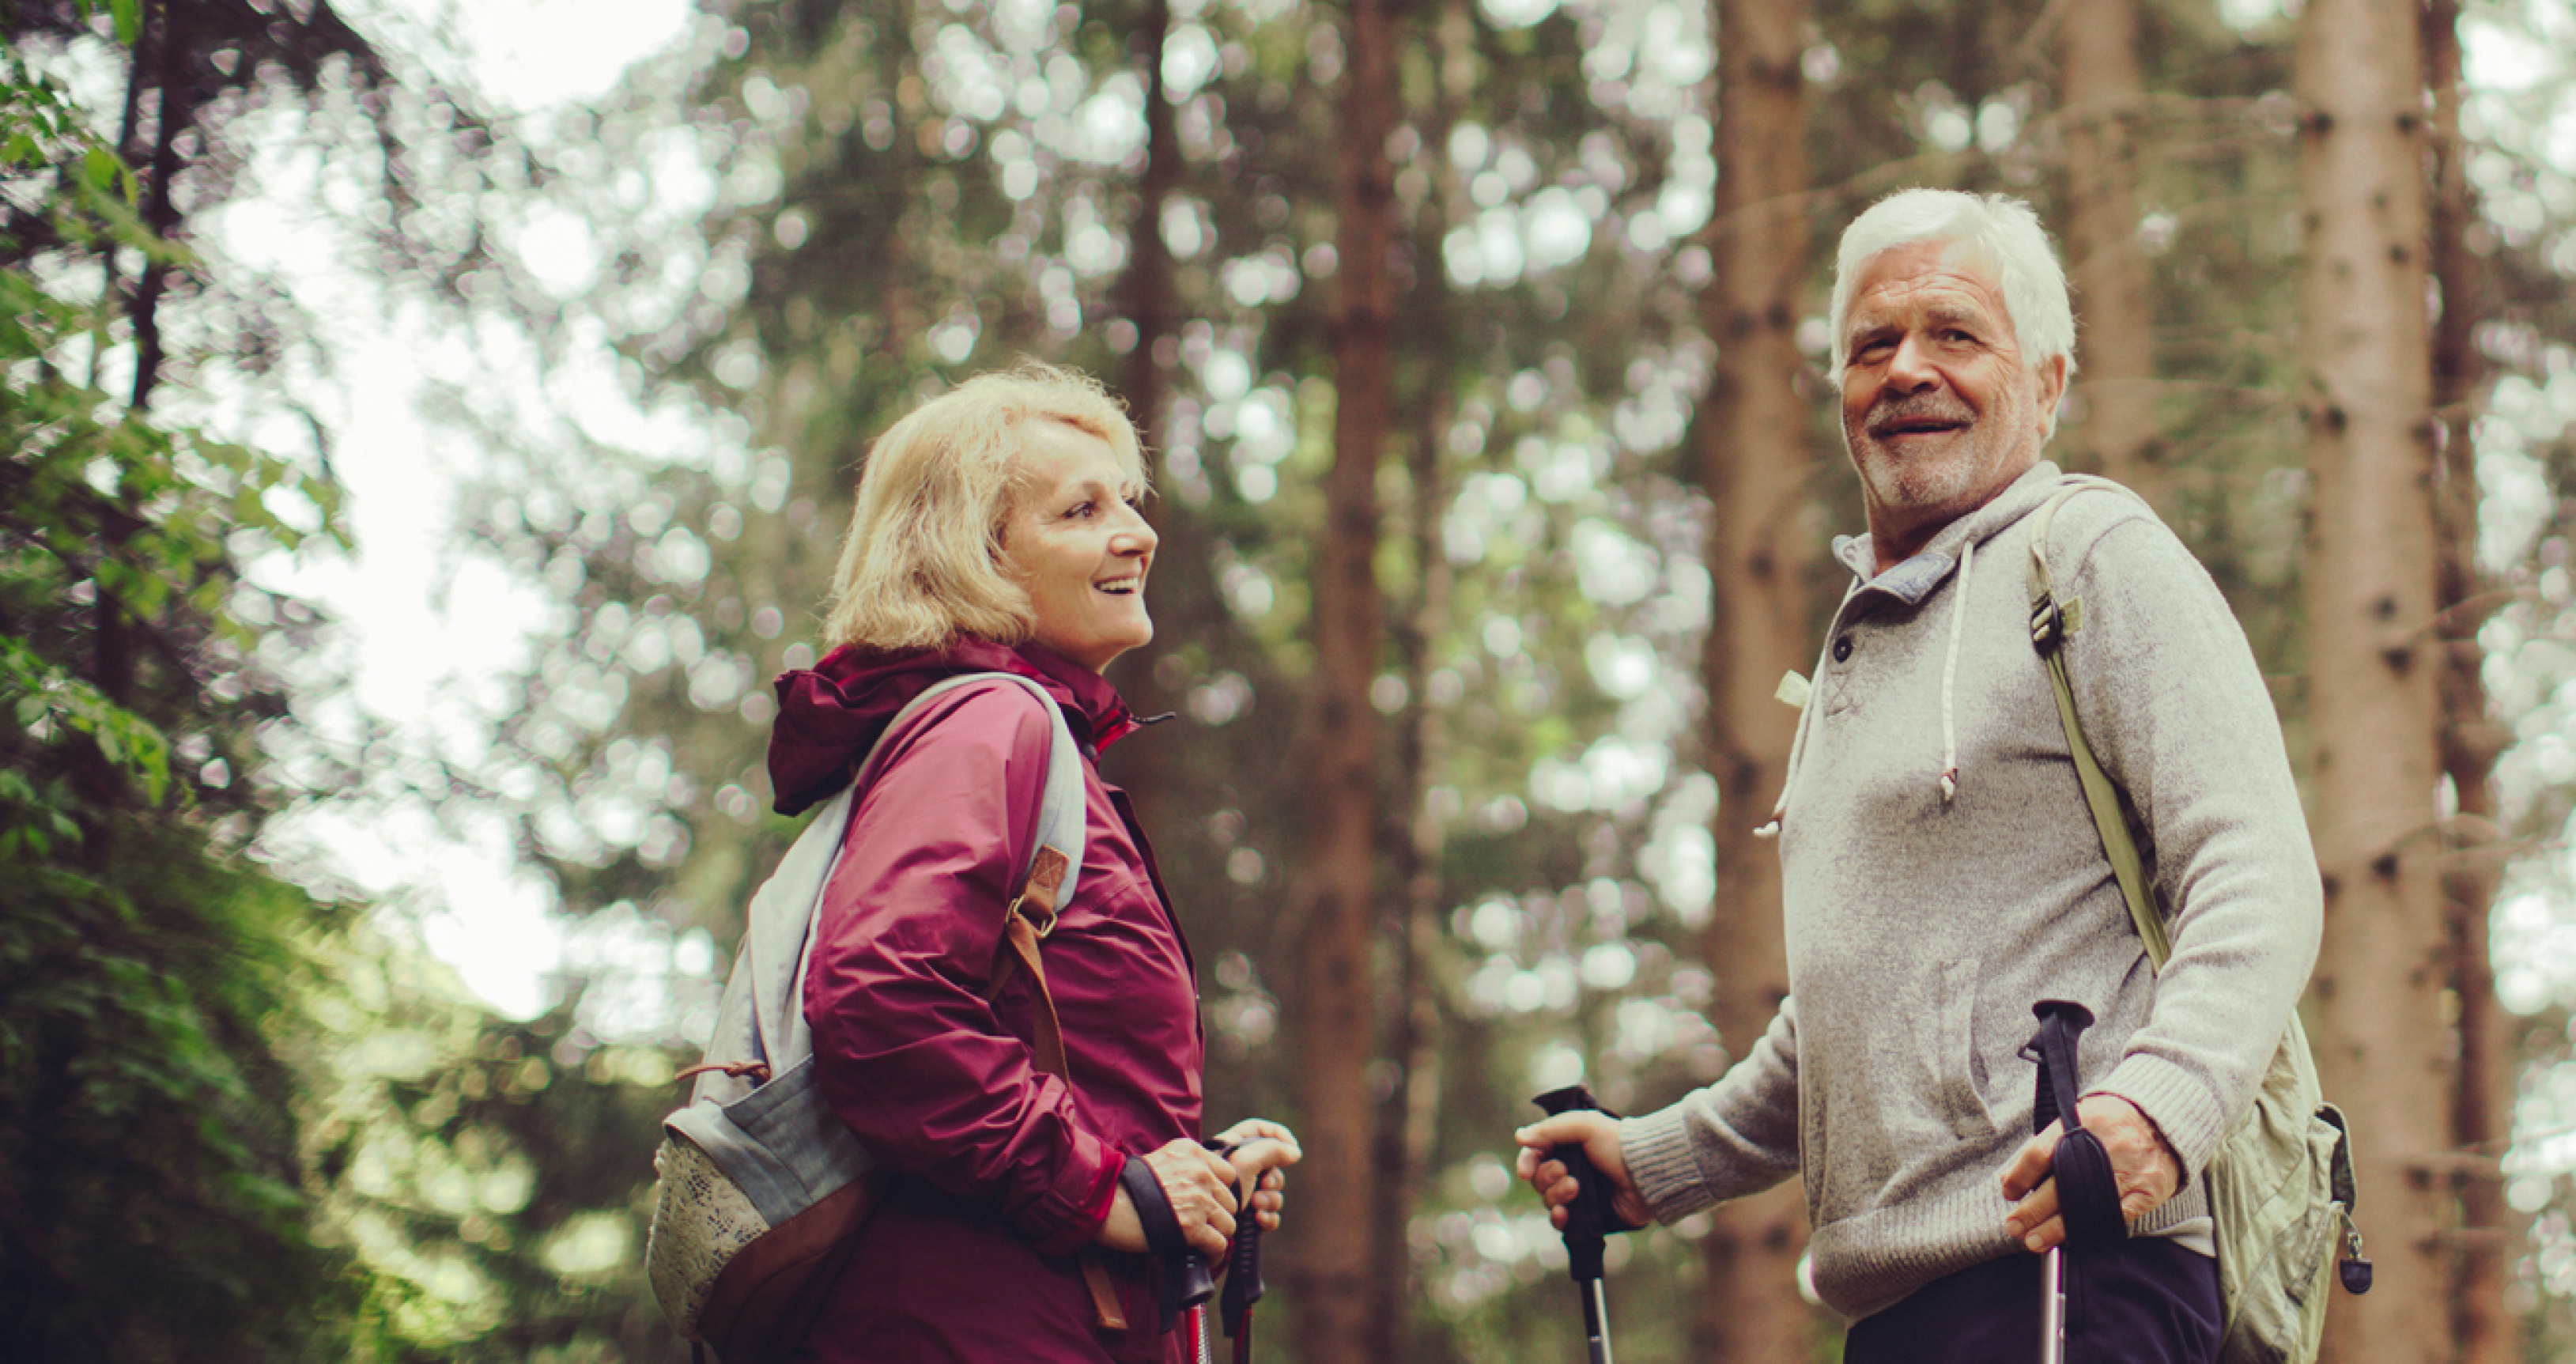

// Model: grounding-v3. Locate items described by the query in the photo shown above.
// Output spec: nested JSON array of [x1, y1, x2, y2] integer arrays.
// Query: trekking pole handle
[[2023, 999, 2098, 1364], [1531, 1086, 1619, 1283], [2025, 1000, 2094, 1136], [1220, 1169, 1264, 1338], [1533, 1086, 1621, 1364]]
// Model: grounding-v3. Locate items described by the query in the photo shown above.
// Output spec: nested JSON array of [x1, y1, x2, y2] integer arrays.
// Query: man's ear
[[2036, 353, 2070, 438]]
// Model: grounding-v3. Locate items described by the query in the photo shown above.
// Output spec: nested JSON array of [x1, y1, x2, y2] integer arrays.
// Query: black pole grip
[[1221, 1190, 1263, 1337], [1210, 1140, 1264, 1338], [1532, 1085, 1620, 1283], [2025, 1000, 2094, 1136], [1123, 1155, 1214, 1330]]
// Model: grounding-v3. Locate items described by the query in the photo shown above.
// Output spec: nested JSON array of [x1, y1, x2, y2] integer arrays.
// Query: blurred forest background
[[6, 0, 2576, 1359]]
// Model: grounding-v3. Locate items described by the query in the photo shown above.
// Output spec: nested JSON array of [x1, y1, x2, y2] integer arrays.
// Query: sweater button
[[1832, 636, 1853, 663]]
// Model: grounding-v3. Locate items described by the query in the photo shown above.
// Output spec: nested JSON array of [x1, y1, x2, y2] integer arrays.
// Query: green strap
[[2027, 483, 2171, 970]]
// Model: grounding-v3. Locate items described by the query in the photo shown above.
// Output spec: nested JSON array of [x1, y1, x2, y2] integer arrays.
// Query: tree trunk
[[1377, 316, 1454, 1364], [2295, 0, 2448, 1359], [2423, 2, 2515, 1357], [1105, 0, 1195, 838], [128, 0, 193, 415], [1366, 2, 1475, 1355], [1286, 0, 1397, 1355], [1692, 0, 1818, 1355], [2054, 0, 2159, 497]]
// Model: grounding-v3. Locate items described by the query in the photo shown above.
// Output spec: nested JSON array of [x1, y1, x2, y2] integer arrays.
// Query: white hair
[[1828, 189, 2077, 380]]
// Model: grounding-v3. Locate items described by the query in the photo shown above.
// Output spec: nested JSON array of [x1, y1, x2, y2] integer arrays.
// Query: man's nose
[[1885, 333, 1940, 391]]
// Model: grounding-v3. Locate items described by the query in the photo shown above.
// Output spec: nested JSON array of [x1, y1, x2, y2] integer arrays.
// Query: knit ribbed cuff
[[1618, 1106, 1720, 1226], [2095, 1051, 2224, 1186]]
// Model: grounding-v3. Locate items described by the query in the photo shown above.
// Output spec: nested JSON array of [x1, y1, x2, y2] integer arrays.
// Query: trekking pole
[[1219, 1182, 1263, 1364], [1178, 1249, 1217, 1364], [2023, 1000, 2118, 1364], [1532, 1085, 1620, 1364]]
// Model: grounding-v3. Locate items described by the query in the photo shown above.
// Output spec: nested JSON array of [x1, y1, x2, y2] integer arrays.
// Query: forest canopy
[[5, 0, 2575, 1360]]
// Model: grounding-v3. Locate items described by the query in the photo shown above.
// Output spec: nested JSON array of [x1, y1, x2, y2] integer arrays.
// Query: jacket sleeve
[[2061, 508, 2325, 1182], [803, 686, 1124, 1254], [1618, 998, 1804, 1222]]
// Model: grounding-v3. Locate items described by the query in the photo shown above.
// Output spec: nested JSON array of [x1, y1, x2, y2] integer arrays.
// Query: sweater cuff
[[1619, 1105, 1720, 1225], [2097, 1052, 2226, 1185], [1023, 1130, 1125, 1256]]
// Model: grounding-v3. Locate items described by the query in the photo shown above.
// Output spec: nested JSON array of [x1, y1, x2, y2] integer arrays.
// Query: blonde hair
[[821, 363, 1146, 652]]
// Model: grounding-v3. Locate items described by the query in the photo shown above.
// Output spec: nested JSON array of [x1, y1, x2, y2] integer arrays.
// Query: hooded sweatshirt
[[1618, 463, 2322, 1322], [776, 637, 1199, 1364]]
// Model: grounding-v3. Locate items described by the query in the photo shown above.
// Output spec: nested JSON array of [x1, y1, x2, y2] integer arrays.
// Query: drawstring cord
[[1939, 538, 1975, 803]]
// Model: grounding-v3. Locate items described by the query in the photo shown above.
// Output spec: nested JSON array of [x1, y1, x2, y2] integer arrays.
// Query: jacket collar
[[765, 637, 1143, 816]]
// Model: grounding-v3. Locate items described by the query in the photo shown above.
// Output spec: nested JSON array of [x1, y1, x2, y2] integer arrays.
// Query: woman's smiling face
[[999, 420, 1158, 674]]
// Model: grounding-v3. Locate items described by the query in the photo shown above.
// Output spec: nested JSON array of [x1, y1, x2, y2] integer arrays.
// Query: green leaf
[[81, 146, 134, 202], [110, 0, 141, 47]]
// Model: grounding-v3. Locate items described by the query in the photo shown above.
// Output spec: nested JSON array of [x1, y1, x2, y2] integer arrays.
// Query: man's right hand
[[1513, 1111, 1651, 1233]]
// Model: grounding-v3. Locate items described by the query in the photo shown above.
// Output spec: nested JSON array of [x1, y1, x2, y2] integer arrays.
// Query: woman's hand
[[1096, 1138, 1248, 1259], [1213, 1118, 1301, 1233]]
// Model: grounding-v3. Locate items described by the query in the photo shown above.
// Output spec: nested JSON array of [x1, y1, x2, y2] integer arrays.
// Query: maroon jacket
[[776, 638, 1199, 1363]]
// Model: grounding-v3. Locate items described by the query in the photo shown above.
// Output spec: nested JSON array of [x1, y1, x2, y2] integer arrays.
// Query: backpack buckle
[[1008, 891, 1060, 940], [2030, 598, 2064, 653]]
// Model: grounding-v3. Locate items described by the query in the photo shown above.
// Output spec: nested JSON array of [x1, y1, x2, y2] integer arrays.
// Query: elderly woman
[[765, 365, 1297, 1362]]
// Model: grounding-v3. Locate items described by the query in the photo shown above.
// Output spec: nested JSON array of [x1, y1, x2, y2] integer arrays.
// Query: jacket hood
[[766, 637, 1144, 816]]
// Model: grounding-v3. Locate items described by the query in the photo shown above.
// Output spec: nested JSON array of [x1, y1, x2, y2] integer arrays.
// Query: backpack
[[643, 671, 1116, 1363], [2026, 479, 2371, 1364]]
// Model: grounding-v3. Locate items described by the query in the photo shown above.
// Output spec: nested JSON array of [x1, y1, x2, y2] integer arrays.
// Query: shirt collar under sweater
[[1780, 462, 2151, 816]]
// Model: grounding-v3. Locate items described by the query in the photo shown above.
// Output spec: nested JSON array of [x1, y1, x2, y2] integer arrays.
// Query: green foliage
[[294, 922, 684, 1363], [0, 46, 357, 1359], [417, 0, 2576, 1358]]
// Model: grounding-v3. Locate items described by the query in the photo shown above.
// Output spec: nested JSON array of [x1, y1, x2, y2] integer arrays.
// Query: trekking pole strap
[[2024, 1001, 2126, 1247]]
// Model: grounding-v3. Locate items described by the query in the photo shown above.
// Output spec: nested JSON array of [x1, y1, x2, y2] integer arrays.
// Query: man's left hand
[[1998, 1093, 2180, 1253]]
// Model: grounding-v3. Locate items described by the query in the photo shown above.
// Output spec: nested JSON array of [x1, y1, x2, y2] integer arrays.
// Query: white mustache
[[1868, 397, 1973, 435]]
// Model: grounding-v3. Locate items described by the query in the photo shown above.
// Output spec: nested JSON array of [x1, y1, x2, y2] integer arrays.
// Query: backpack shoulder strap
[[721, 671, 1129, 1333], [874, 673, 1124, 1330], [856, 672, 1087, 916], [758, 673, 1086, 1071], [2026, 481, 2171, 969]]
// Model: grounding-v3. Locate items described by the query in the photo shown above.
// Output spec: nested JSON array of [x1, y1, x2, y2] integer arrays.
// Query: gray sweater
[[1620, 464, 2321, 1321]]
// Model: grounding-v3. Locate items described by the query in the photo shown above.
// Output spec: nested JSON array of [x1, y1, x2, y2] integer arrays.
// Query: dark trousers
[[1844, 1238, 2221, 1364]]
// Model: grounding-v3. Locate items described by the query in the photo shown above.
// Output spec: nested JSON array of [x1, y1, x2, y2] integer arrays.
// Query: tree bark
[[1367, 2, 1475, 1355], [1691, 0, 1818, 1355], [1286, 0, 1397, 1355], [128, 0, 193, 414], [2295, 0, 2449, 1358], [1105, 0, 1195, 838], [2054, 0, 2159, 498], [2423, 2, 2515, 1357]]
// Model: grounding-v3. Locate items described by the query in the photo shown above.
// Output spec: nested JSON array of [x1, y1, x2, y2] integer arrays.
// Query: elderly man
[[1517, 189, 2321, 1362]]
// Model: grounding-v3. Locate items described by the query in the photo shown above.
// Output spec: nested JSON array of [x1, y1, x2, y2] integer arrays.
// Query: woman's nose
[[1111, 504, 1158, 555]]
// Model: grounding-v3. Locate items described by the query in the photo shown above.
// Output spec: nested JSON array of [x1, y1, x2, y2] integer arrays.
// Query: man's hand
[[1999, 1093, 2180, 1253], [1514, 1111, 1652, 1234]]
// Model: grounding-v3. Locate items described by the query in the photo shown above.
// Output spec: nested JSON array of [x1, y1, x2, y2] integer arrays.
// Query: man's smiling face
[[1839, 238, 2065, 562]]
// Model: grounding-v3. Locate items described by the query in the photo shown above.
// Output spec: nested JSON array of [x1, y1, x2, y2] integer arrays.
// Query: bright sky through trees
[[232, 0, 697, 1017]]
